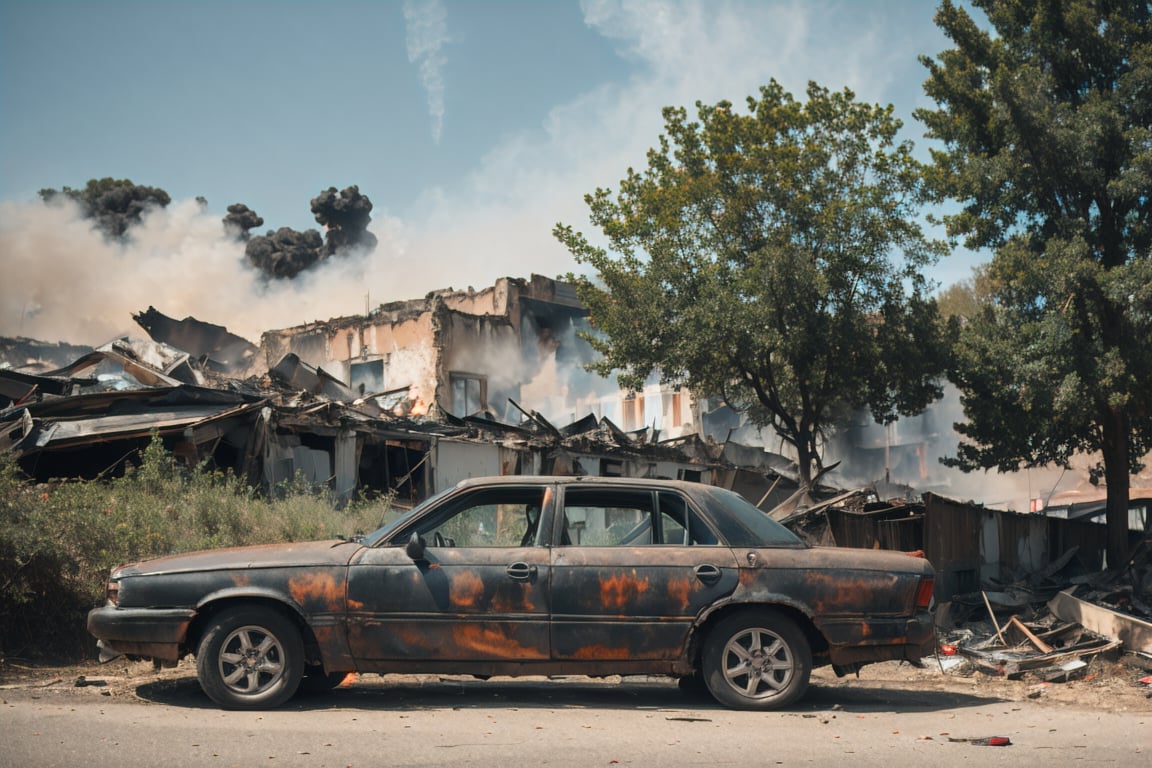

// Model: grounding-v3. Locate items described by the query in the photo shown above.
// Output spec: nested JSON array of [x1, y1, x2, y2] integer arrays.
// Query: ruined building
[[3, 275, 797, 511], [260, 274, 695, 435]]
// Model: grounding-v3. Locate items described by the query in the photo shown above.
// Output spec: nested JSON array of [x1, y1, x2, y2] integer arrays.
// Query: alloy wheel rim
[[218, 625, 286, 696], [721, 626, 794, 699]]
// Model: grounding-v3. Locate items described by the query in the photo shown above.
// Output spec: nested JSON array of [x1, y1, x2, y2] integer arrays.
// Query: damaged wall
[[261, 301, 439, 413], [256, 275, 700, 432], [823, 492, 1141, 602]]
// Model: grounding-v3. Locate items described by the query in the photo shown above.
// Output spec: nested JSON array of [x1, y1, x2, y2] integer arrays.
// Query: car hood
[[115, 539, 363, 578]]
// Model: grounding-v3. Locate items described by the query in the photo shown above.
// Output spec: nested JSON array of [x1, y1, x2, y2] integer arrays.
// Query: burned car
[[88, 476, 935, 710]]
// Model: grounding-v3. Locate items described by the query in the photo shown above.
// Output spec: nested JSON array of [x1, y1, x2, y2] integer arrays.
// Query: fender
[[193, 585, 356, 673]]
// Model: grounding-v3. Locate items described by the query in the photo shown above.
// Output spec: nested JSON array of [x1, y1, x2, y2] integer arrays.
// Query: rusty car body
[[88, 475, 935, 710]]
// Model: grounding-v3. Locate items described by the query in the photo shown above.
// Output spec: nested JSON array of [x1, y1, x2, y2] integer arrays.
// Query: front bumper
[[87, 606, 197, 663]]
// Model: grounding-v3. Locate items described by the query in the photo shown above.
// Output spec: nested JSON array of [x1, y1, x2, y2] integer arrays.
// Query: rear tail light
[[106, 580, 120, 606], [914, 576, 935, 609]]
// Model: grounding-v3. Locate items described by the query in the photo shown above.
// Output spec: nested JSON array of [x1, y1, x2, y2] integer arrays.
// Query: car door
[[345, 484, 552, 666], [548, 486, 740, 662]]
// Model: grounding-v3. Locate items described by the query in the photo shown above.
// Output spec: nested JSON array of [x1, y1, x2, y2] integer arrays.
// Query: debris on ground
[[923, 536, 1152, 696]]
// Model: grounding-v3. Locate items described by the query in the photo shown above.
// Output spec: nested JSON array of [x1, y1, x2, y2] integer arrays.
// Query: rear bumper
[[821, 611, 936, 667], [87, 606, 197, 663]]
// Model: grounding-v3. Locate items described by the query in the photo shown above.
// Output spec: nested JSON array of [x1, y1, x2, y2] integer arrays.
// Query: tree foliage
[[39, 177, 171, 239], [918, 0, 1152, 562], [936, 264, 997, 322], [556, 81, 951, 487]]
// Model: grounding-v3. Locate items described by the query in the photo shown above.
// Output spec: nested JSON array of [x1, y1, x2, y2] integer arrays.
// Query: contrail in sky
[[403, 0, 449, 145]]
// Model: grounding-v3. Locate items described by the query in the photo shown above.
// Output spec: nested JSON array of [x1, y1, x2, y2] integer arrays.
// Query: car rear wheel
[[196, 605, 304, 709], [701, 609, 812, 710]]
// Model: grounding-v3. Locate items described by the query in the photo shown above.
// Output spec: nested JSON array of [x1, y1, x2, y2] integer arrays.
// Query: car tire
[[701, 609, 812, 710], [676, 671, 710, 698], [296, 668, 351, 696], [196, 605, 304, 709]]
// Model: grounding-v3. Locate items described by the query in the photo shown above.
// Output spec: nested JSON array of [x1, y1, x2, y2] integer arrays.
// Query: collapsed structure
[[2, 275, 1149, 618], [0, 276, 794, 512]]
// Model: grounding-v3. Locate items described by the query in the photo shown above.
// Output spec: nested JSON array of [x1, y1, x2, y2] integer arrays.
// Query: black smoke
[[222, 204, 264, 241], [39, 178, 171, 239], [240, 185, 377, 280], [311, 185, 378, 254], [244, 227, 326, 279]]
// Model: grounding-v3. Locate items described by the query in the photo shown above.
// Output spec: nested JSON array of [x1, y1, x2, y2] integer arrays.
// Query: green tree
[[918, 0, 1152, 566], [555, 81, 951, 488], [936, 263, 996, 322]]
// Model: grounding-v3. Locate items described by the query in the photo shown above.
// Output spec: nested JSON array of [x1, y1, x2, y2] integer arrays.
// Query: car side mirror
[[405, 531, 427, 561]]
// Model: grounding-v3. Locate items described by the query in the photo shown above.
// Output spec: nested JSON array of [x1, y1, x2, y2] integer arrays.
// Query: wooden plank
[[1007, 616, 1054, 653], [1048, 589, 1152, 654]]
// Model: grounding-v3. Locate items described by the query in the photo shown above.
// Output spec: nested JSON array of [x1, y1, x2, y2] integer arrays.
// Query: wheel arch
[[186, 595, 324, 667], [685, 600, 829, 674]]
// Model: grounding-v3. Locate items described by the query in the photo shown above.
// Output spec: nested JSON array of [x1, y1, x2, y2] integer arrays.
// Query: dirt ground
[[812, 653, 1152, 713], [2, 653, 1150, 712]]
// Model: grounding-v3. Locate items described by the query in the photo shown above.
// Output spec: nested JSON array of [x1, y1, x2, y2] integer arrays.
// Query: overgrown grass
[[0, 436, 398, 661]]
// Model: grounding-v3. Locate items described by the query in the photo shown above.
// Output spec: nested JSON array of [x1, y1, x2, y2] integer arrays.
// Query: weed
[[0, 435, 390, 660]]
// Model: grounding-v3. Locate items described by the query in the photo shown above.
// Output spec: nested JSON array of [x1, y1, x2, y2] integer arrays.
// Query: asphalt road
[[1, 671, 1149, 767]]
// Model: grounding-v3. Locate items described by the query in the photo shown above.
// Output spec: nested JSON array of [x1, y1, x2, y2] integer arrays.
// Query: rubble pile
[[932, 540, 1152, 688]]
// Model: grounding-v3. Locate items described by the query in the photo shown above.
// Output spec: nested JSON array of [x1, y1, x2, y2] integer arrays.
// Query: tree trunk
[[795, 428, 816, 490], [1101, 408, 1132, 570]]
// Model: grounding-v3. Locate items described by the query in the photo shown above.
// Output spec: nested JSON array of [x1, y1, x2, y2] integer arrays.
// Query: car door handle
[[694, 564, 722, 585], [506, 562, 538, 581]]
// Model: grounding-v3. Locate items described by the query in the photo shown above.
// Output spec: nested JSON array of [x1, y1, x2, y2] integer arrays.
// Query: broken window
[[450, 372, 486, 416], [678, 468, 703, 483], [600, 459, 624, 477], [350, 358, 385, 396]]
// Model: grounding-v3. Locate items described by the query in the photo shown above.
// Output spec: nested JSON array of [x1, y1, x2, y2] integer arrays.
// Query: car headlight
[[105, 564, 131, 606]]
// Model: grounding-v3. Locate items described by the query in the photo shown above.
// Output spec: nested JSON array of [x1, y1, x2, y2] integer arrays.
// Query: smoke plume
[[39, 178, 171, 240], [240, 186, 378, 280], [403, 0, 448, 144], [222, 203, 263, 241]]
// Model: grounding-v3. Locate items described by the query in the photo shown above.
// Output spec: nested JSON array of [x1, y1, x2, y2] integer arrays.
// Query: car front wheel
[[297, 668, 351, 696], [196, 605, 304, 709], [701, 609, 812, 710]]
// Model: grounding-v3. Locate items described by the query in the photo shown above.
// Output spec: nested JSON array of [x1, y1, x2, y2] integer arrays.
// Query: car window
[[657, 491, 718, 545], [361, 484, 458, 547], [420, 487, 548, 548], [560, 487, 717, 546], [705, 486, 805, 548]]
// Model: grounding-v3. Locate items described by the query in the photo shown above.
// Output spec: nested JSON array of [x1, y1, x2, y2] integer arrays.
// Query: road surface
[[1, 665, 1148, 767]]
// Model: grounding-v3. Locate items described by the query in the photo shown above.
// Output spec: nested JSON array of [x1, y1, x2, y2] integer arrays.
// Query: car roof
[[452, 475, 715, 495]]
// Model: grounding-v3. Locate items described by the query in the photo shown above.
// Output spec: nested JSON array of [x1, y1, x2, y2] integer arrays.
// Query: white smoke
[[403, 0, 450, 145], [1, 0, 956, 346], [0, 196, 413, 346]]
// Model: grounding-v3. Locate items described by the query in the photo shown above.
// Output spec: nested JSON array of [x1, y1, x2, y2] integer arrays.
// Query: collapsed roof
[[0, 306, 804, 512]]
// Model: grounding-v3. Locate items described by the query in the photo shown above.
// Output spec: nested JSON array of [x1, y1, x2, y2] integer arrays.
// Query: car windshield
[[706, 486, 806, 548], [359, 485, 458, 547]]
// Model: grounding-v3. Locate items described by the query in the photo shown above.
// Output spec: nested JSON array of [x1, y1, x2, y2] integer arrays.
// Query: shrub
[[0, 436, 391, 661]]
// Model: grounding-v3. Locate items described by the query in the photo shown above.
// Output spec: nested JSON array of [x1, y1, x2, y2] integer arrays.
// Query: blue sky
[[0, 0, 971, 345]]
